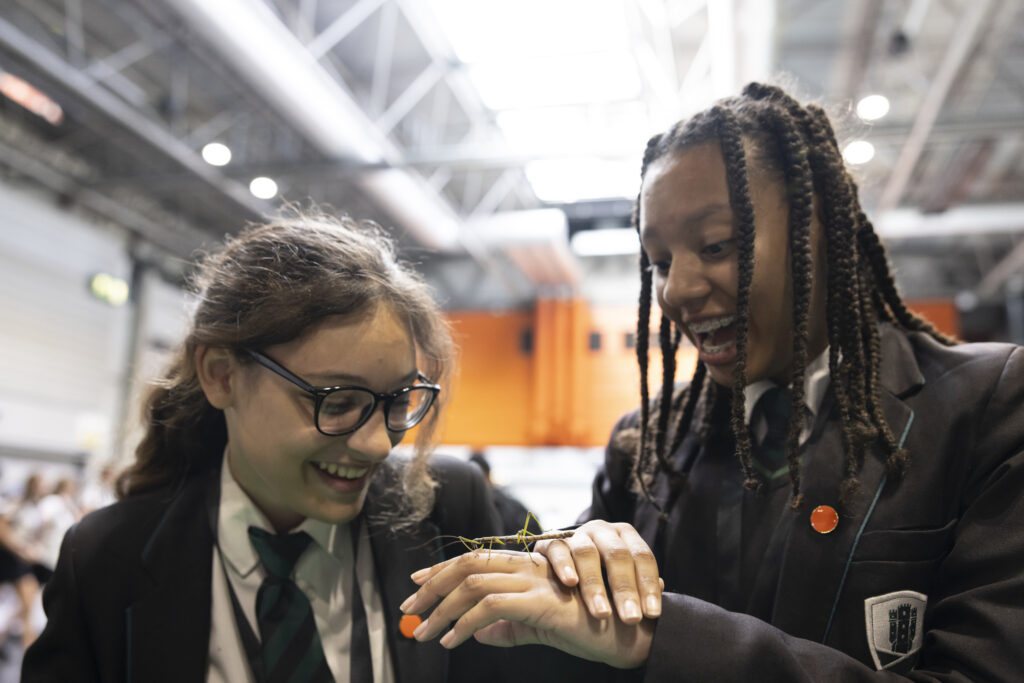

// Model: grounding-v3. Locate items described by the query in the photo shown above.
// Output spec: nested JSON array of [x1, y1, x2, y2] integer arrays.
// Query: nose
[[659, 256, 711, 313], [344, 407, 394, 462]]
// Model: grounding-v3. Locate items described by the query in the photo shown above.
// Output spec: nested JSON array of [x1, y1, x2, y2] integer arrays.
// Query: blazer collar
[[878, 323, 925, 398], [128, 468, 219, 683]]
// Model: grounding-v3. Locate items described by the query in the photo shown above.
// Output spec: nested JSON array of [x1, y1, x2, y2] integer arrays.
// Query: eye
[[701, 239, 735, 260], [647, 259, 671, 276]]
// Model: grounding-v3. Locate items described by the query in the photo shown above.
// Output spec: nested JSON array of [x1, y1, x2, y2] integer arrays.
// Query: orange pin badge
[[810, 505, 839, 534], [400, 614, 422, 639]]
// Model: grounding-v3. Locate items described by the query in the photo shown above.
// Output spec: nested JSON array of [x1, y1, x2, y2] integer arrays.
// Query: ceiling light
[[571, 228, 639, 256], [249, 176, 278, 199], [842, 140, 875, 165], [0, 71, 63, 125], [201, 142, 232, 166], [856, 94, 890, 121]]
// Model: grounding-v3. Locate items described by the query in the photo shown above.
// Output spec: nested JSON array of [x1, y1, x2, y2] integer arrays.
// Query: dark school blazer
[[21, 455, 591, 683], [586, 325, 1024, 681]]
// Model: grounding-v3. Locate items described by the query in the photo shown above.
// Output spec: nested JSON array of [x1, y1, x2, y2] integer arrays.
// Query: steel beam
[[0, 15, 267, 218], [876, 0, 994, 211]]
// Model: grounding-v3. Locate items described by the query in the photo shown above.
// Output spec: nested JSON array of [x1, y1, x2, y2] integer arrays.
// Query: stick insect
[[452, 512, 575, 563]]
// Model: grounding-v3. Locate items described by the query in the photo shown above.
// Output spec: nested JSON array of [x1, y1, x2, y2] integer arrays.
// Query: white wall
[[0, 182, 134, 470]]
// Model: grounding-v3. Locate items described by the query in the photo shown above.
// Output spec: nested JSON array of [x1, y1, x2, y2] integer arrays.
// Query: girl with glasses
[[22, 210, 598, 682]]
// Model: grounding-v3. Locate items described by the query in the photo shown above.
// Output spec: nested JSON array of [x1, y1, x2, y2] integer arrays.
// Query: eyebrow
[[677, 202, 734, 229], [307, 369, 419, 389]]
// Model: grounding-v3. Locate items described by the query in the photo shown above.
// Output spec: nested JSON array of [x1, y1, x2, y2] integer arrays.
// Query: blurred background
[[0, 0, 1022, 667]]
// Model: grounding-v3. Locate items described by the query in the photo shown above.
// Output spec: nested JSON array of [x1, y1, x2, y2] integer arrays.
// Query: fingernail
[[399, 595, 415, 613], [593, 594, 611, 617], [410, 568, 430, 582], [645, 595, 661, 616], [563, 565, 578, 583], [623, 599, 641, 620], [439, 631, 455, 648], [412, 618, 429, 640]]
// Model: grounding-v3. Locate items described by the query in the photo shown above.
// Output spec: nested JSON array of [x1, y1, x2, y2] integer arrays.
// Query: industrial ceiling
[[0, 0, 1022, 338]]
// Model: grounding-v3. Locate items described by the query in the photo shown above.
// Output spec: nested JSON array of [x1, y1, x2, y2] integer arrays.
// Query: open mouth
[[688, 315, 737, 356]]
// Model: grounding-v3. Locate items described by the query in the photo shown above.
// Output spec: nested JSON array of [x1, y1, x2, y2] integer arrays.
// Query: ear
[[195, 345, 238, 409]]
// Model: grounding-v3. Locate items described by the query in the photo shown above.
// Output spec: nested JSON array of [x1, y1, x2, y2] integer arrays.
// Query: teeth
[[688, 315, 736, 335], [700, 339, 735, 355], [315, 462, 369, 479]]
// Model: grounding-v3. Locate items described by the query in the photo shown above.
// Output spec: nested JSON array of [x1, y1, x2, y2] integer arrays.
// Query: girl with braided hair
[[404, 83, 1024, 681]]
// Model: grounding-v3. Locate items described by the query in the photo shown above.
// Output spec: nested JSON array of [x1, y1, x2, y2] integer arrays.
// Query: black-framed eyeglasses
[[242, 349, 441, 437]]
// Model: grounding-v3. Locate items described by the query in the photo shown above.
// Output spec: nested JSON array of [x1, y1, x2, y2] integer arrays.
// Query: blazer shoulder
[[427, 454, 501, 539], [69, 484, 188, 563]]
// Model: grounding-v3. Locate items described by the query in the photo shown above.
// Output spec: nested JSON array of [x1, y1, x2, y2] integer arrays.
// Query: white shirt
[[207, 457, 394, 682], [743, 348, 831, 447]]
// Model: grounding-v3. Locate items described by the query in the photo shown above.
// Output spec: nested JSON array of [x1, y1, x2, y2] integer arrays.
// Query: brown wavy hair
[[116, 209, 454, 526], [633, 83, 956, 512]]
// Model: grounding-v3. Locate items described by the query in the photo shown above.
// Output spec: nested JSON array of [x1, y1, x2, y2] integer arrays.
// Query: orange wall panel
[[439, 311, 533, 447], [907, 299, 960, 339]]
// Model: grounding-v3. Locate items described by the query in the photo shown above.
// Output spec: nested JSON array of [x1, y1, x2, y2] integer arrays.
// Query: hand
[[534, 520, 662, 623], [402, 550, 654, 669]]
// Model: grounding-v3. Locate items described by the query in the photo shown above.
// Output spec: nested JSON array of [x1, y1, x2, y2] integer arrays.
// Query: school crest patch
[[864, 590, 927, 671]]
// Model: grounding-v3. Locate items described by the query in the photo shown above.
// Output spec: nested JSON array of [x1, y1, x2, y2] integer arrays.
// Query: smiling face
[[639, 141, 828, 387], [205, 304, 418, 531]]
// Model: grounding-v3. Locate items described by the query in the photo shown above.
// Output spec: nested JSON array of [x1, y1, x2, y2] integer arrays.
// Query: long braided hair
[[633, 83, 955, 509]]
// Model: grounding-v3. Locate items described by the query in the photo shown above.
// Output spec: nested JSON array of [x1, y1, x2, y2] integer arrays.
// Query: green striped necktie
[[248, 527, 334, 683]]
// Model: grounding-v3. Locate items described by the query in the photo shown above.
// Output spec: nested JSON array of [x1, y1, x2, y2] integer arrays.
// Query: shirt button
[[810, 505, 839, 534]]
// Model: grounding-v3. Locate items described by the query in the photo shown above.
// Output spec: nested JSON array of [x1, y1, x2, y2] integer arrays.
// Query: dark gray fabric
[[584, 326, 1024, 682]]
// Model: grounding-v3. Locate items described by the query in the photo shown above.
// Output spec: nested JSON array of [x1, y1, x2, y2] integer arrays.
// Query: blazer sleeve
[[639, 345, 1024, 682], [21, 523, 102, 683]]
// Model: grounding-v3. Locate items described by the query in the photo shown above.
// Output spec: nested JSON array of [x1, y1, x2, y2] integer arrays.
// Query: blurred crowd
[[0, 465, 116, 653]]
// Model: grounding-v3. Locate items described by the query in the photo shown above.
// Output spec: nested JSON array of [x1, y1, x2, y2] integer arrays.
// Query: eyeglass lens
[[317, 387, 433, 434]]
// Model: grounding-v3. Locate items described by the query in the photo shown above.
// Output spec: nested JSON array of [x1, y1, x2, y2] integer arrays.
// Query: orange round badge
[[399, 614, 422, 639], [810, 505, 839, 534]]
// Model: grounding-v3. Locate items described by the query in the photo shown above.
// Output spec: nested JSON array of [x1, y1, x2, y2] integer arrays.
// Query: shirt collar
[[742, 346, 831, 425], [217, 451, 348, 577]]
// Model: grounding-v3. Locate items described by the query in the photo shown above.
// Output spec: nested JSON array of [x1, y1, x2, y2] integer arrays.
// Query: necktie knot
[[248, 526, 312, 580]]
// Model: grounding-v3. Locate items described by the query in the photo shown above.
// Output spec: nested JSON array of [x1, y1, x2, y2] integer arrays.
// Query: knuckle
[[481, 592, 506, 610], [464, 573, 487, 591], [579, 574, 606, 588], [572, 544, 599, 560], [607, 547, 633, 563], [631, 548, 656, 563]]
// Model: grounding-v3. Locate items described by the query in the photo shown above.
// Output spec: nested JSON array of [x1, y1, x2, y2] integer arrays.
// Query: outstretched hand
[[401, 550, 654, 669], [534, 520, 662, 622]]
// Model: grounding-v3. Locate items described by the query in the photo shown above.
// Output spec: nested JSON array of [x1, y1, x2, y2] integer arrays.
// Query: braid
[[758, 105, 815, 507], [654, 315, 678, 473], [634, 250, 658, 502], [714, 107, 760, 492]]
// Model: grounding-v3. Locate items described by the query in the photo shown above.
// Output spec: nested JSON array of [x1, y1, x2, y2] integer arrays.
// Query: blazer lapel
[[769, 326, 923, 642], [127, 470, 218, 683], [365, 481, 449, 683]]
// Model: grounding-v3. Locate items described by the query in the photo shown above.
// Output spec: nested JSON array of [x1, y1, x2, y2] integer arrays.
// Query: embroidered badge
[[864, 590, 927, 671]]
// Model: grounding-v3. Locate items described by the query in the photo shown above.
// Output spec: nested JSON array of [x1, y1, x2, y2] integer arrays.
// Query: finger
[[403, 550, 534, 617], [409, 555, 460, 587], [534, 539, 579, 587], [437, 588, 549, 649], [416, 571, 535, 642], [564, 531, 613, 620], [583, 523, 643, 624], [613, 522, 662, 618]]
